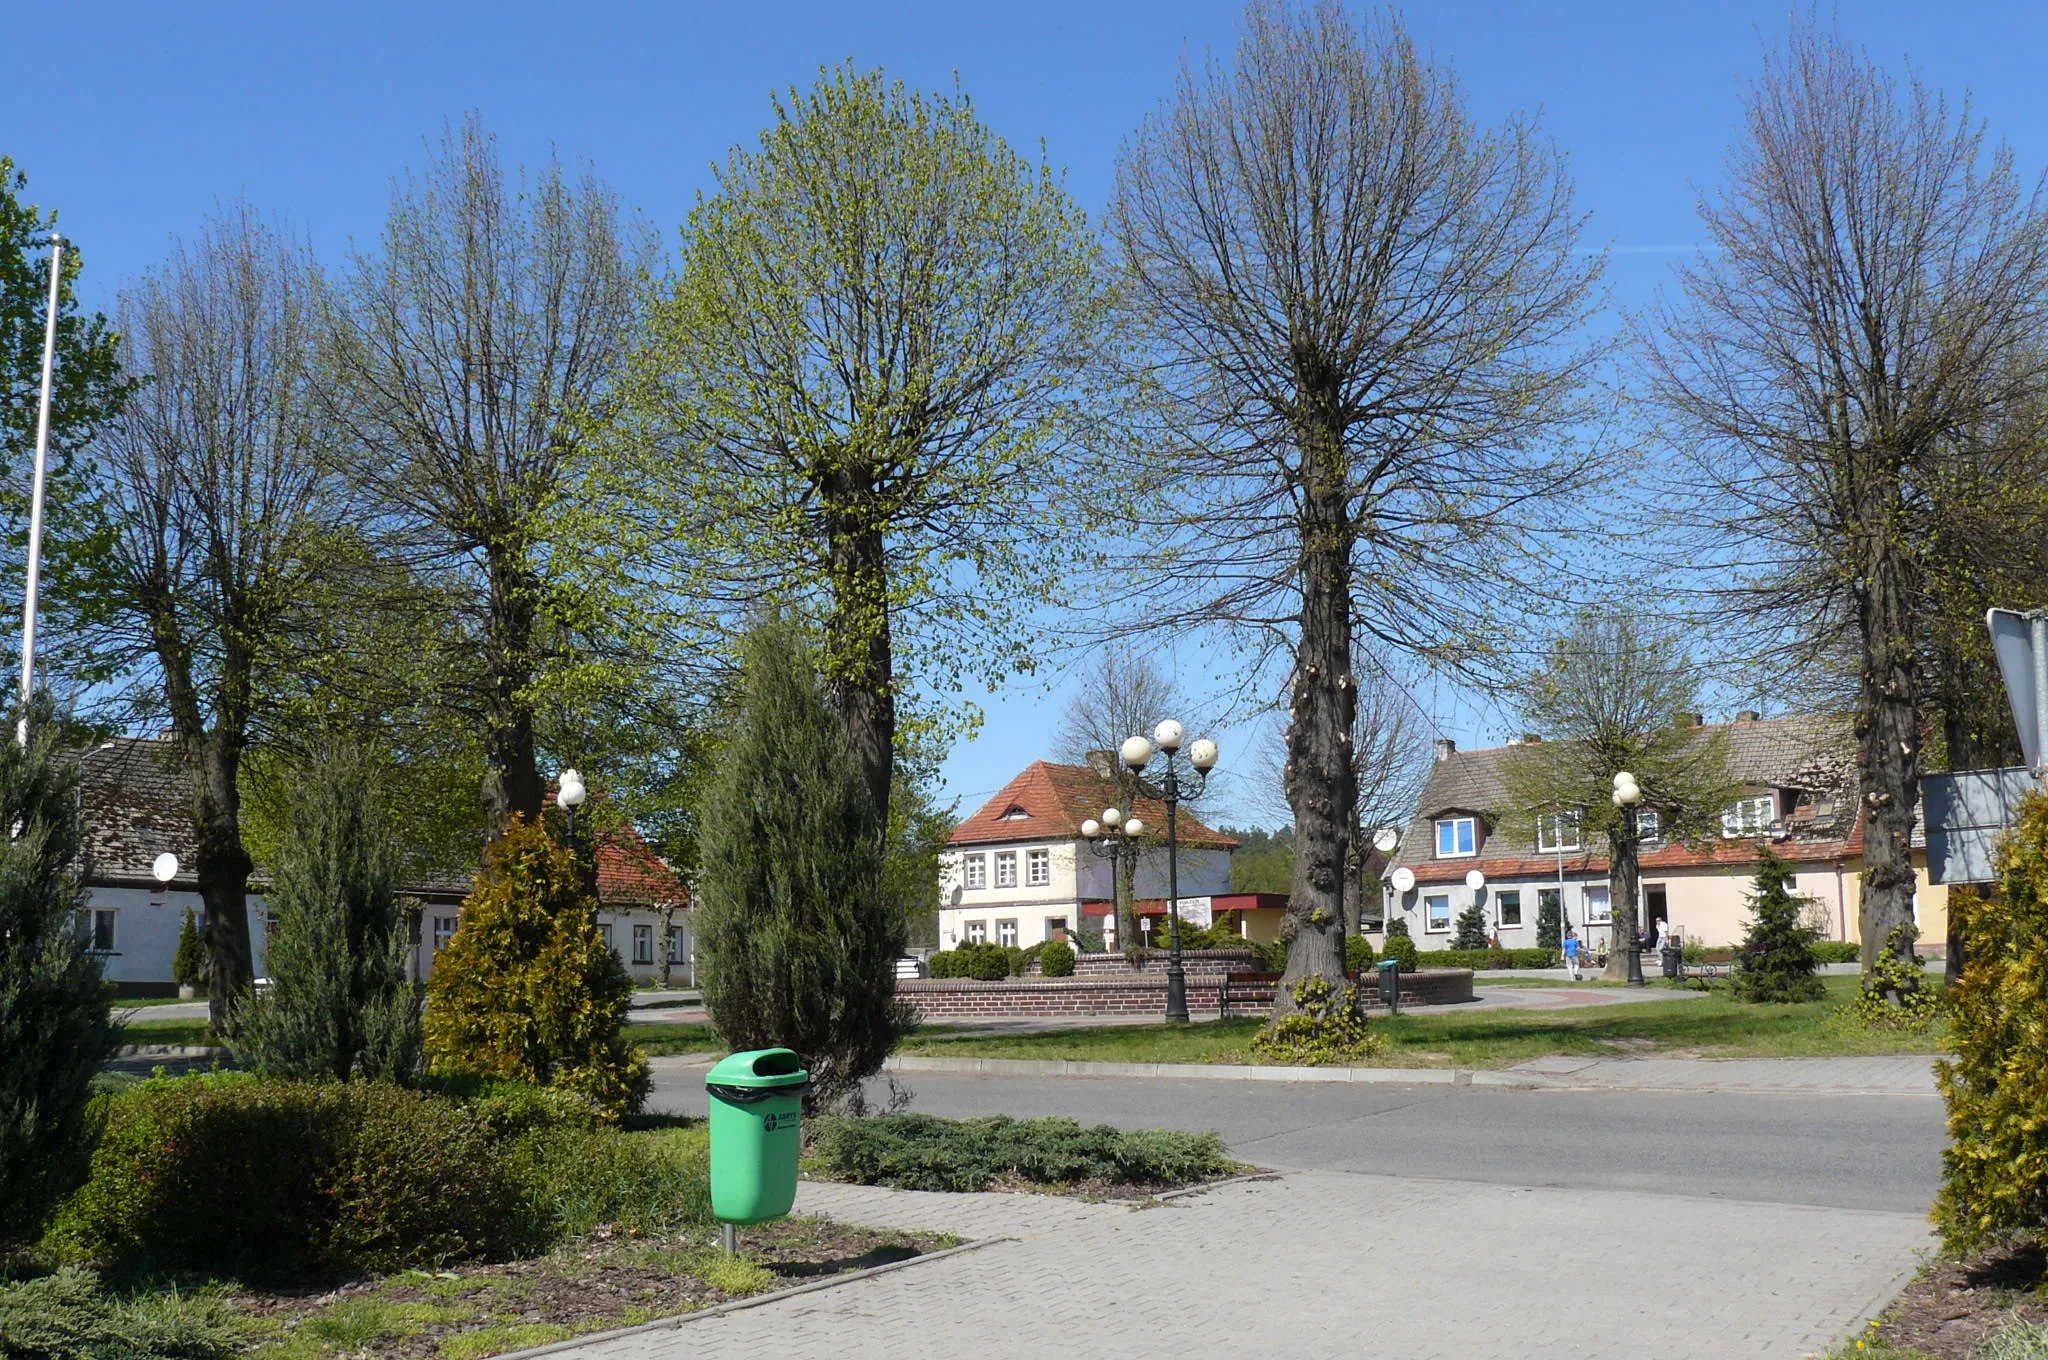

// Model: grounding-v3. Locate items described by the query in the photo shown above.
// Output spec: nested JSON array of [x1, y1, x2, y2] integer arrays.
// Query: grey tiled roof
[[78, 737, 200, 886]]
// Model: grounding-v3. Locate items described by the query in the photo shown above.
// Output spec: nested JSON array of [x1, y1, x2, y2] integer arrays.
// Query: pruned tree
[[618, 63, 1114, 829], [325, 115, 658, 840], [1499, 611, 1737, 979], [1641, 24, 2048, 970], [88, 207, 342, 1027], [1108, 1, 1603, 1016]]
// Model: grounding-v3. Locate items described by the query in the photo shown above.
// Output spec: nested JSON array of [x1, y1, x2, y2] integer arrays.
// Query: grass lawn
[[897, 975, 1945, 1069], [625, 1022, 721, 1057], [115, 1017, 213, 1046], [108, 994, 199, 1008]]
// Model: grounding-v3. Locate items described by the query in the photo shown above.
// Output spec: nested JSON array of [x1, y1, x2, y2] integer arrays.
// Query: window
[[963, 854, 986, 890], [964, 920, 988, 945], [1496, 890, 1522, 928], [633, 924, 654, 964], [87, 909, 116, 953], [1434, 817, 1477, 858], [1026, 848, 1050, 886], [1721, 794, 1776, 838], [1536, 809, 1582, 853], [1424, 893, 1452, 933], [1537, 887, 1562, 929], [1584, 885, 1611, 924], [1637, 810, 1663, 844], [432, 916, 457, 952], [997, 919, 1019, 947], [599, 923, 614, 951], [668, 928, 686, 964], [995, 851, 1018, 888]]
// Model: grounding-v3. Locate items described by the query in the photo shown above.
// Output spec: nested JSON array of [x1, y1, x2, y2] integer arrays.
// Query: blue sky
[[8, 1, 2047, 825]]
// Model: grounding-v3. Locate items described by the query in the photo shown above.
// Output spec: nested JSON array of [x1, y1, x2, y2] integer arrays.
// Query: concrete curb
[[493, 1235, 1012, 1359], [881, 1054, 1557, 1088], [111, 1044, 226, 1058]]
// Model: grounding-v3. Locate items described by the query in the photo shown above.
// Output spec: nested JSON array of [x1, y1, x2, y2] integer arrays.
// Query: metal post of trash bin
[[722, 1223, 738, 1256]]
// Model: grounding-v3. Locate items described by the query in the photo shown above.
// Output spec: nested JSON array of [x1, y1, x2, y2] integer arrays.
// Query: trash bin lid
[[1377, 958, 1400, 970], [706, 1047, 809, 1088]]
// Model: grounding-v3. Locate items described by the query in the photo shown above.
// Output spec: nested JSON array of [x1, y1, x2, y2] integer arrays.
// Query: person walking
[[1562, 930, 1581, 982]]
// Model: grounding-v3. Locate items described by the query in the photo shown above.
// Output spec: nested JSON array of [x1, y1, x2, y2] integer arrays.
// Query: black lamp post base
[[1164, 965, 1190, 1023], [1625, 946, 1646, 987]]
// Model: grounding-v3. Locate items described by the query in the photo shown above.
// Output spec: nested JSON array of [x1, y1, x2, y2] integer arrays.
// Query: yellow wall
[[1648, 855, 1946, 949]]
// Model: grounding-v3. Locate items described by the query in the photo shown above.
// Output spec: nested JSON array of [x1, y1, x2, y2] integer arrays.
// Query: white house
[[938, 759, 1236, 950]]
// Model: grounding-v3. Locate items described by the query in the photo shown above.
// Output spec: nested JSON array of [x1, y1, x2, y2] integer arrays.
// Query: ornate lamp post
[[1081, 806, 1144, 951], [1121, 720, 1219, 1024], [1612, 770, 1646, 987], [558, 767, 589, 838]]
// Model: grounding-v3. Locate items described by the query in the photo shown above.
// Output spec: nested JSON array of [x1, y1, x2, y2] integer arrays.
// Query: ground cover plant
[[808, 1113, 1236, 1193], [621, 1021, 722, 1056], [896, 975, 1944, 1068]]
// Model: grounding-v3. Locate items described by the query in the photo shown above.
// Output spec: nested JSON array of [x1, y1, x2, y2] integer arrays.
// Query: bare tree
[[1108, 1, 1603, 1015], [325, 116, 653, 839], [1642, 26, 2048, 968], [89, 208, 341, 1028]]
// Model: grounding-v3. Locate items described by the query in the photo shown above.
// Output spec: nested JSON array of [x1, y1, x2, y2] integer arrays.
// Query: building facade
[[939, 760, 1235, 950], [1384, 714, 1951, 952]]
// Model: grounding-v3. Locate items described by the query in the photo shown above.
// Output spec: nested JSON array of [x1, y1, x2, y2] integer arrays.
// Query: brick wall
[[1070, 949, 1257, 977], [898, 969, 1473, 1019]]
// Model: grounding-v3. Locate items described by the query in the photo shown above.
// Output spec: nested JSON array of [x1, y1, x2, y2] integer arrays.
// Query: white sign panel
[[1176, 896, 1213, 928], [1988, 608, 2048, 773]]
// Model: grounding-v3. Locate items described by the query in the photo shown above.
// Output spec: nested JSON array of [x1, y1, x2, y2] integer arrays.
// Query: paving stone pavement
[[1509, 1053, 1939, 1095], [548, 1172, 1930, 1360]]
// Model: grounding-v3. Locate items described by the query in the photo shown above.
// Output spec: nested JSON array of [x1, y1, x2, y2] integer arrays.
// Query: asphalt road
[[649, 1062, 1947, 1215]]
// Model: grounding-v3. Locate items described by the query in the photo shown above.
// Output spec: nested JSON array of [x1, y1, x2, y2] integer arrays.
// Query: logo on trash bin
[[763, 1113, 795, 1132]]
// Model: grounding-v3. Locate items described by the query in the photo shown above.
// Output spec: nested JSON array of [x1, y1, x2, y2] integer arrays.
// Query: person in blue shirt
[[1562, 930, 1581, 981]]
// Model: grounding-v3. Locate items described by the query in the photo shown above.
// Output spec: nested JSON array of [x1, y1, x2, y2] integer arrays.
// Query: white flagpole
[[18, 232, 64, 746]]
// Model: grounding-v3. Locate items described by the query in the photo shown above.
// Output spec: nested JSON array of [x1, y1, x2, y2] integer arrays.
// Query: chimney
[[1085, 749, 1114, 778], [1433, 737, 1457, 762], [1520, 732, 1542, 745], [1735, 710, 1760, 723], [1678, 712, 1703, 728]]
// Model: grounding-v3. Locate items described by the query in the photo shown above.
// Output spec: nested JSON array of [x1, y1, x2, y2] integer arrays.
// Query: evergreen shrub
[[1452, 901, 1489, 950], [694, 622, 905, 1110], [1384, 918, 1411, 941], [0, 703, 114, 1246], [809, 1113, 1232, 1192], [0, 1269, 243, 1360], [1936, 791, 2048, 1251], [424, 819, 648, 1121], [1536, 896, 1562, 950], [1810, 940, 1861, 964], [1380, 934, 1421, 971], [1412, 947, 1557, 970], [928, 944, 1009, 980], [1039, 940, 1076, 977], [1731, 847, 1825, 1004], [230, 746, 422, 1083], [1344, 935, 1377, 972], [172, 909, 204, 990]]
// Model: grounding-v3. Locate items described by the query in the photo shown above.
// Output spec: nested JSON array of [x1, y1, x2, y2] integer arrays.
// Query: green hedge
[[1810, 940, 1861, 964], [927, 944, 1010, 980], [1039, 940, 1076, 977], [1344, 936, 1377, 971], [809, 1113, 1234, 1192], [1415, 947, 1559, 970], [1380, 935, 1421, 971]]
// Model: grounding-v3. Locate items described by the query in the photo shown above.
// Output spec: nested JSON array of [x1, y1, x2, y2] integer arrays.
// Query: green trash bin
[[707, 1048, 809, 1225]]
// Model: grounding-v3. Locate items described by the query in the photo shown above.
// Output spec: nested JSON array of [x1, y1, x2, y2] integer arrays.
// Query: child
[[1562, 930, 1581, 981]]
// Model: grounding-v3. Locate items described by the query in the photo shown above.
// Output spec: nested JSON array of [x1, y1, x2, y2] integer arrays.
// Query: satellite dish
[[1465, 869, 1486, 891], [1372, 828, 1400, 854], [1390, 866, 1416, 894], [151, 852, 179, 884]]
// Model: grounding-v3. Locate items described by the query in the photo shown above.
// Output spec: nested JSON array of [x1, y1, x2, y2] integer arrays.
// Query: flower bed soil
[[1858, 1239, 2048, 1358]]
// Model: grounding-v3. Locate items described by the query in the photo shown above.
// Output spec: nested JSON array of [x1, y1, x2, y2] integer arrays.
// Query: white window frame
[[1721, 794, 1776, 839], [433, 916, 457, 953], [994, 851, 1018, 888], [963, 854, 987, 890], [1536, 809, 1582, 853], [1637, 810, 1663, 845], [599, 923, 614, 951], [1424, 893, 1452, 933], [1584, 885, 1611, 924], [1435, 818, 1477, 859], [633, 924, 654, 965], [1496, 889, 1522, 928], [964, 920, 988, 945], [997, 919, 1019, 947], [668, 927, 686, 964], [1025, 848, 1051, 887]]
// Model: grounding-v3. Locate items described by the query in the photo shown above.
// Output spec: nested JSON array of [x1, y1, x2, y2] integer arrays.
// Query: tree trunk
[[1855, 547, 1923, 970], [823, 475, 896, 829], [190, 731, 255, 1033], [1602, 822, 1640, 981], [482, 547, 543, 839], [1277, 420, 1357, 1016]]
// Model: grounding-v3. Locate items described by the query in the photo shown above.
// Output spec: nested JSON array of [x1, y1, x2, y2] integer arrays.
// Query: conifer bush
[[1730, 846, 1825, 1004], [694, 621, 905, 1111], [1936, 791, 2048, 1251], [1039, 940, 1076, 977], [1536, 896, 1563, 950], [423, 819, 648, 1121], [230, 746, 422, 1082], [0, 702, 114, 1246], [1452, 901, 1490, 949], [1380, 933, 1421, 972], [173, 908, 204, 991], [1344, 934, 1376, 972]]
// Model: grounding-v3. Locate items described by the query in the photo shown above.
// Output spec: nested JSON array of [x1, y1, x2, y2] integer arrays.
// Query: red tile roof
[[949, 761, 1239, 851], [594, 822, 687, 907]]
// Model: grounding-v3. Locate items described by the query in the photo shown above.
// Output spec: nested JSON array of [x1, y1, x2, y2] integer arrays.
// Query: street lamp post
[[1081, 806, 1144, 951], [1121, 721, 1219, 1024], [558, 767, 588, 839], [17, 233, 65, 746], [1612, 771, 1646, 987]]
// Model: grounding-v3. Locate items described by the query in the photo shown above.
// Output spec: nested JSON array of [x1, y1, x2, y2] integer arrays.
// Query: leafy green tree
[[618, 63, 1113, 826], [1500, 610, 1737, 978], [1730, 847, 1825, 1004], [229, 744, 424, 1082], [695, 620, 905, 1111], [424, 818, 648, 1121], [0, 697, 113, 1245], [1453, 901, 1489, 950]]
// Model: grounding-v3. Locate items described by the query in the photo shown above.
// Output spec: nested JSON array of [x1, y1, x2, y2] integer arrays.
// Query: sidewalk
[[525, 1171, 1930, 1359]]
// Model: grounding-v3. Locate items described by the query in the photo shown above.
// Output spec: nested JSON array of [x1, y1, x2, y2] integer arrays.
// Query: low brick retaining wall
[[1071, 949, 1257, 977], [899, 969, 1473, 1020]]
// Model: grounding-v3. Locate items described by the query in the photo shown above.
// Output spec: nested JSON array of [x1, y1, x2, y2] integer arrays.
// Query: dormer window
[[1435, 816, 1477, 859], [1638, 810, 1663, 844], [1001, 805, 1032, 821], [1721, 794, 1777, 838], [1536, 809, 1582, 853]]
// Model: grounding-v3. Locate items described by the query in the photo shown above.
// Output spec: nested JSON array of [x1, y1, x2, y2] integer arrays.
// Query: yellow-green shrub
[[1935, 792, 2048, 1252], [424, 819, 649, 1121]]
